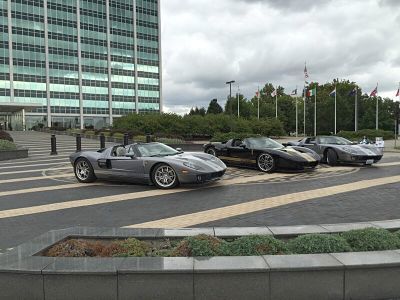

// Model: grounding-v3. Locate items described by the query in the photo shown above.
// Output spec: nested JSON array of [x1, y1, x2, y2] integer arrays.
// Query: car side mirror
[[176, 148, 183, 152], [125, 153, 136, 159], [240, 143, 247, 149]]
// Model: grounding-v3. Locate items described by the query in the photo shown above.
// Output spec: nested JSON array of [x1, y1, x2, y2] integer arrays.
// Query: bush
[[173, 234, 226, 257], [84, 130, 95, 136], [0, 130, 13, 142], [113, 113, 286, 138], [221, 235, 289, 256], [288, 234, 352, 254], [338, 129, 394, 141], [114, 238, 149, 257], [341, 228, 400, 252], [210, 132, 260, 142], [0, 140, 17, 151]]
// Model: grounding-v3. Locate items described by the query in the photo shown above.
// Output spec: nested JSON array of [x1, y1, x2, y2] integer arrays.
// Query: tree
[[189, 107, 206, 116], [206, 99, 223, 114]]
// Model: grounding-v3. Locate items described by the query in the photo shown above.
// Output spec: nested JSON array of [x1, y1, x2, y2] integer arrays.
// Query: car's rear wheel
[[205, 147, 217, 156], [152, 164, 179, 189], [74, 158, 96, 183], [326, 149, 338, 166], [257, 153, 275, 172]]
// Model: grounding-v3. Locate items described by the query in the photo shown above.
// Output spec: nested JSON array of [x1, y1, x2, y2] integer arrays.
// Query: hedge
[[337, 129, 394, 141], [0, 140, 17, 151], [113, 113, 285, 138]]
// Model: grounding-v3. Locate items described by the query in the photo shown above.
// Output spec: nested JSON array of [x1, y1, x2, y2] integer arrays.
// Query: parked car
[[203, 136, 320, 172], [70, 142, 227, 189], [287, 136, 383, 166]]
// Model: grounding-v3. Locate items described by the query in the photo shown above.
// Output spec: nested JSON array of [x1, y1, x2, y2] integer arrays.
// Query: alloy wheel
[[76, 160, 90, 181], [154, 165, 177, 188], [257, 153, 274, 172]]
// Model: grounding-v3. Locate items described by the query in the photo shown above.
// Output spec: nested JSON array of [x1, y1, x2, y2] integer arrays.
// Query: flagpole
[[334, 85, 337, 135], [257, 87, 260, 120], [237, 86, 240, 118], [314, 87, 317, 136], [355, 88, 358, 132], [275, 86, 278, 119], [303, 87, 306, 136], [396, 82, 400, 148], [295, 86, 298, 138], [376, 82, 379, 130]]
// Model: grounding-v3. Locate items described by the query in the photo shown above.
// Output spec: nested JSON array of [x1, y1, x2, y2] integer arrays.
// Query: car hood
[[160, 152, 227, 171], [328, 144, 381, 155]]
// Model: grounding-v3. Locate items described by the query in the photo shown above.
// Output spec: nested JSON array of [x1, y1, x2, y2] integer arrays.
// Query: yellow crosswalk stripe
[[125, 175, 400, 228]]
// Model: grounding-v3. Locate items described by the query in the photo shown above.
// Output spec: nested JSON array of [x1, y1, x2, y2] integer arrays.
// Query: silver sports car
[[287, 136, 383, 166], [69, 142, 227, 189]]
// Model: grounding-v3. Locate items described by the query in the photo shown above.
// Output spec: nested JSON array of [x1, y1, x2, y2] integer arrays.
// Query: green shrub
[[221, 235, 289, 256], [173, 234, 226, 257], [84, 130, 95, 136], [114, 238, 149, 257], [156, 137, 185, 144], [112, 132, 125, 140], [99, 132, 111, 137], [341, 228, 400, 252], [0, 130, 13, 142], [113, 113, 285, 137], [288, 234, 352, 254], [0, 140, 17, 151], [338, 129, 394, 141]]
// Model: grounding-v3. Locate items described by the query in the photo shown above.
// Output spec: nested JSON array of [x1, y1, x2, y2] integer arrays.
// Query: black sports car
[[203, 137, 320, 172]]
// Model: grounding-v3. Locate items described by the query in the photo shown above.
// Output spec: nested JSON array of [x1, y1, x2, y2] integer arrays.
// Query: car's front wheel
[[74, 158, 97, 183], [152, 164, 179, 189], [257, 153, 275, 172]]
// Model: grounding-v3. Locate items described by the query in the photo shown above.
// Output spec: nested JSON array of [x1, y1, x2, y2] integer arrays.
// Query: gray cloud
[[161, 0, 400, 113]]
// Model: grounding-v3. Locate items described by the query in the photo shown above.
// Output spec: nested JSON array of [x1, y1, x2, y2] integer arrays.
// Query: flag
[[304, 65, 309, 78], [255, 91, 260, 98], [271, 89, 277, 97], [307, 88, 316, 97], [291, 88, 297, 96], [396, 88, 400, 97], [329, 88, 336, 97], [370, 86, 378, 97], [349, 87, 357, 96]]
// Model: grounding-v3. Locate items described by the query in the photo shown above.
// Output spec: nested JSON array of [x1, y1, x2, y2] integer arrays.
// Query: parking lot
[[1, 131, 400, 252]]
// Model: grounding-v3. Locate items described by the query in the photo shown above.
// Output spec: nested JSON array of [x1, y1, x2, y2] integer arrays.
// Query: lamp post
[[226, 80, 235, 101]]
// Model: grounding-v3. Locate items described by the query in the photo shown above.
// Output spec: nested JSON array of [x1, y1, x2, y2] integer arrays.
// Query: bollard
[[146, 134, 151, 143], [100, 133, 105, 149], [50, 134, 58, 155], [76, 134, 82, 152], [123, 133, 129, 146]]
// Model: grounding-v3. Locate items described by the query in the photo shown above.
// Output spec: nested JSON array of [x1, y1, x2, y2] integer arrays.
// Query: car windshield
[[319, 136, 352, 145], [136, 143, 179, 157], [245, 137, 283, 149]]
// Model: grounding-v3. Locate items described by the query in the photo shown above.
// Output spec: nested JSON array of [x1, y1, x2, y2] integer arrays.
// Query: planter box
[[0, 148, 28, 161], [2, 222, 400, 299]]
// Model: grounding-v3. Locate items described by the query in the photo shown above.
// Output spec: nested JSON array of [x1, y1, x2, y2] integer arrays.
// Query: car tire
[[257, 153, 275, 173], [326, 149, 338, 166], [74, 158, 97, 183], [205, 147, 217, 156], [152, 164, 179, 189]]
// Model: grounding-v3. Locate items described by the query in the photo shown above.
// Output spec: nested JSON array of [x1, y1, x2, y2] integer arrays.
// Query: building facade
[[0, 0, 161, 130]]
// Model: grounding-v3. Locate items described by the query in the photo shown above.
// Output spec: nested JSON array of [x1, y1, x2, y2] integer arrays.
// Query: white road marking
[[0, 166, 71, 176], [0, 183, 101, 197]]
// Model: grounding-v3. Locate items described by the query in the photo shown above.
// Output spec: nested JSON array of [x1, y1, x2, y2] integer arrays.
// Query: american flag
[[291, 88, 297, 96], [370, 86, 378, 97], [396, 88, 400, 97]]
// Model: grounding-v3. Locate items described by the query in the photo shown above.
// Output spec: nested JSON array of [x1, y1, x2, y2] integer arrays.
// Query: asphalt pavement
[[0, 131, 399, 252]]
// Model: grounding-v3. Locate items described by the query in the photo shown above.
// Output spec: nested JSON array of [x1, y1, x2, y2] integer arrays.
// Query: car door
[[301, 137, 320, 154], [227, 139, 252, 165], [107, 146, 145, 181]]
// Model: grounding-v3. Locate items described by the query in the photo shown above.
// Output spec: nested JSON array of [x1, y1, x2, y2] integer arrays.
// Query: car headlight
[[343, 147, 359, 155], [183, 161, 202, 170]]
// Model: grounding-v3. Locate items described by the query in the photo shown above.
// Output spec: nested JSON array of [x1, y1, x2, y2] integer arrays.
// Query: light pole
[[226, 80, 235, 100]]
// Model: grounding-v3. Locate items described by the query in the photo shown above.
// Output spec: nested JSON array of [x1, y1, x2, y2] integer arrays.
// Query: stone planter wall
[[2, 220, 400, 299], [0, 148, 28, 161]]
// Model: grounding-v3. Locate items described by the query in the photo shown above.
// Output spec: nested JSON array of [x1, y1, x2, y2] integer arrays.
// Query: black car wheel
[[152, 164, 179, 189], [74, 158, 97, 183], [326, 149, 338, 166], [257, 153, 275, 172], [205, 147, 217, 156]]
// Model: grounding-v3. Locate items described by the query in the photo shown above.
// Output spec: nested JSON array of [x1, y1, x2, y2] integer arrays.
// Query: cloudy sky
[[160, 0, 400, 114]]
